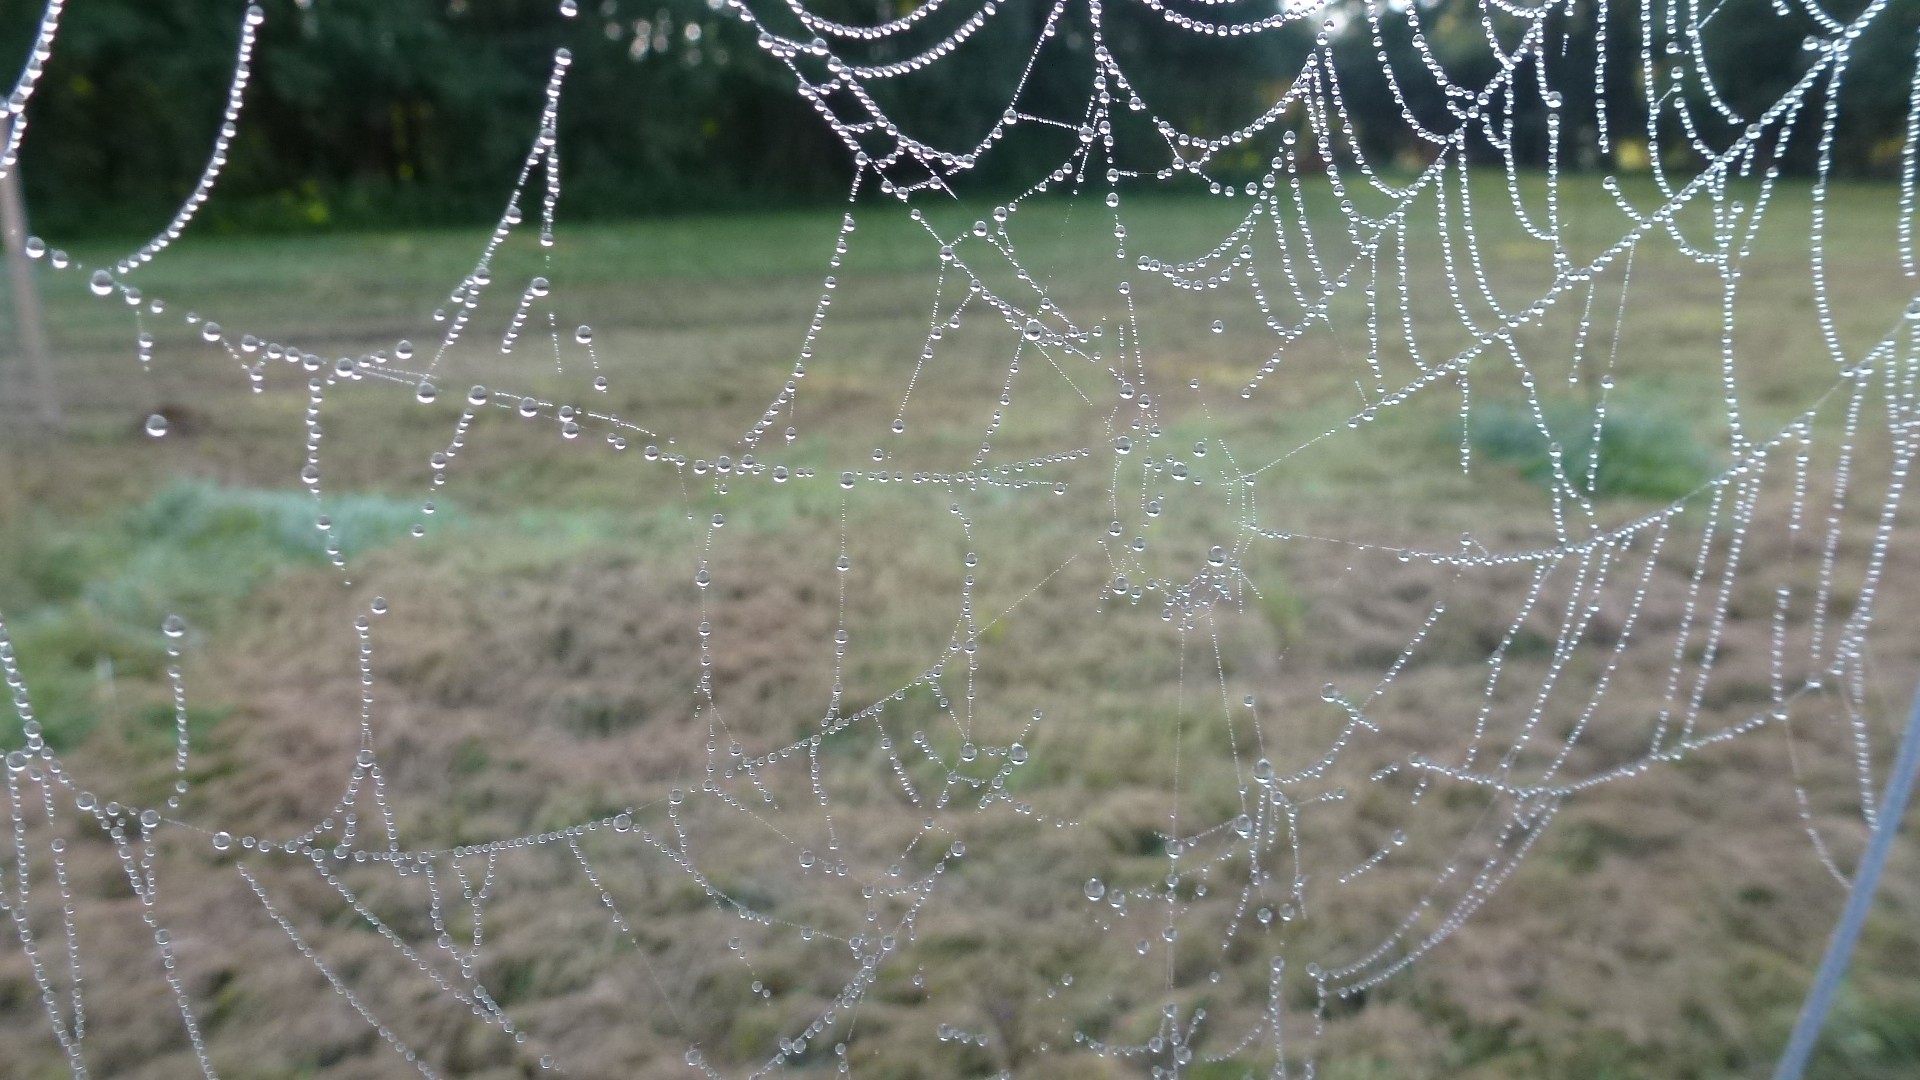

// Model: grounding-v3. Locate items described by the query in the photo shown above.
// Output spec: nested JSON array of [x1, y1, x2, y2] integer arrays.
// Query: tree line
[[3, 0, 1914, 237]]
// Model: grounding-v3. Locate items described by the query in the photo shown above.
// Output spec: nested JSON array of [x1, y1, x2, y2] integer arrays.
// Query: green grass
[[1, 173, 1917, 1080], [1471, 396, 1716, 501], [0, 480, 423, 748], [1810, 983, 1920, 1080]]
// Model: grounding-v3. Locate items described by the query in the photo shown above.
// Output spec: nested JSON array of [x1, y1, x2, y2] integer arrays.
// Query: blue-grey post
[[1773, 682, 1920, 1080]]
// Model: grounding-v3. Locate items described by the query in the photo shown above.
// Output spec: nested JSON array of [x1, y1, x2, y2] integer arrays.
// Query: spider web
[[4, 0, 1920, 1077]]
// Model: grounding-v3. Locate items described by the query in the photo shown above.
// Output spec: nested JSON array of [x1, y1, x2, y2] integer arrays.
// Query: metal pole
[[1772, 682, 1920, 1080], [0, 115, 61, 432]]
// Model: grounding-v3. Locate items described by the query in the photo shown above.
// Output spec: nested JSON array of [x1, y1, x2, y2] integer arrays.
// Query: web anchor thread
[[1774, 679, 1920, 1080]]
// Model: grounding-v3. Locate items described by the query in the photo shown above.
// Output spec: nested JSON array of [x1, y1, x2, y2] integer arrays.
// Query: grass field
[[2, 172, 1919, 1079]]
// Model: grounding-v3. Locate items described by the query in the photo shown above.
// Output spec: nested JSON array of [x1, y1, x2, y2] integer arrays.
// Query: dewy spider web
[[3, 0, 1920, 1077]]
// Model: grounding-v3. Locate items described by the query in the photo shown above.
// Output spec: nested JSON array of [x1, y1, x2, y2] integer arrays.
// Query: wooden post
[[0, 115, 61, 432]]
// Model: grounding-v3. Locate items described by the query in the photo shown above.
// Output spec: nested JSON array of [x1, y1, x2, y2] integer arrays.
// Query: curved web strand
[[2, 0, 1919, 1077]]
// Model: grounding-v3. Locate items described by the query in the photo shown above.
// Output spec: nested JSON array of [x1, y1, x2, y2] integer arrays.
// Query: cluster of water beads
[[10, 0, 1920, 1077], [112, 4, 266, 275]]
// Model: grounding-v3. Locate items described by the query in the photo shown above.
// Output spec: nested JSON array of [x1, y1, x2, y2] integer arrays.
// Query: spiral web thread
[[4, 0, 1920, 1077]]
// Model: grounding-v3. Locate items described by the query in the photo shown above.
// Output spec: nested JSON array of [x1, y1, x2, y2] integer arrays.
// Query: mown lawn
[[2, 172, 1918, 1079]]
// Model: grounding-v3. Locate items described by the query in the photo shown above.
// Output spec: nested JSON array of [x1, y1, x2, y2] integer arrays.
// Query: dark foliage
[[3, 0, 1915, 236]]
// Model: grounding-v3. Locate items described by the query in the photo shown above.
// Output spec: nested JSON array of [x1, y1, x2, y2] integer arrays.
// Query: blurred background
[[5, 0, 1919, 236], [4, 3, 1920, 1080]]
